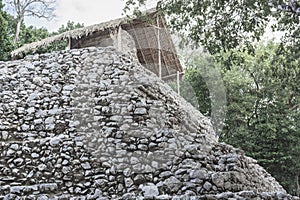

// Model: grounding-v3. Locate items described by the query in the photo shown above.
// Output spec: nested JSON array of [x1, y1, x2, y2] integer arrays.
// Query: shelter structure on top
[[11, 9, 183, 81]]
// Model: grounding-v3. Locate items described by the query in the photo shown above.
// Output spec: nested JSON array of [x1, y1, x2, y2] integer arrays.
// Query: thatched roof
[[11, 10, 155, 58]]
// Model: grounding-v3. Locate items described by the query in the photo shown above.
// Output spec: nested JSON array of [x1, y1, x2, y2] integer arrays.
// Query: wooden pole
[[117, 26, 122, 51], [161, 71, 184, 80], [177, 71, 180, 95], [157, 15, 162, 79], [67, 36, 71, 50], [67, 28, 71, 50]]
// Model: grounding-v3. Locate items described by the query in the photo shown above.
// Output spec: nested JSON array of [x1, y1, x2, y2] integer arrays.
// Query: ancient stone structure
[[0, 47, 298, 199]]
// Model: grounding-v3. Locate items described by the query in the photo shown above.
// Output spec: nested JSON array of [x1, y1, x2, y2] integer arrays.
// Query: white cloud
[[25, 0, 126, 32]]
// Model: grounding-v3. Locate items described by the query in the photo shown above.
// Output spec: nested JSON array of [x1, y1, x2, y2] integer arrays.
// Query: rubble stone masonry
[[0, 47, 298, 199]]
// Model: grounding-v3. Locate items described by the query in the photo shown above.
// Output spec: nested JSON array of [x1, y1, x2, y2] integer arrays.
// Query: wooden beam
[[177, 71, 180, 95], [153, 16, 171, 77], [67, 36, 71, 50], [162, 71, 184, 80], [117, 26, 122, 51], [157, 15, 162, 79]]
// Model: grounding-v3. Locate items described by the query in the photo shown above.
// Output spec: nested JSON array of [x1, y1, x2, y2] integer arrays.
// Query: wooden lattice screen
[[122, 14, 183, 80]]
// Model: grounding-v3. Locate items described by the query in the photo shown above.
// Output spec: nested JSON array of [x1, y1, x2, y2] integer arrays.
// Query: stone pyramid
[[0, 47, 298, 199]]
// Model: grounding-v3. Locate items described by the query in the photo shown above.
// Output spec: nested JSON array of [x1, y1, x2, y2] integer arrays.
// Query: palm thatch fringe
[[11, 10, 153, 57]]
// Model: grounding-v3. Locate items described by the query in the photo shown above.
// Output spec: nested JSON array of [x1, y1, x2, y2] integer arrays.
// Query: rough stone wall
[[0, 47, 298, 199]]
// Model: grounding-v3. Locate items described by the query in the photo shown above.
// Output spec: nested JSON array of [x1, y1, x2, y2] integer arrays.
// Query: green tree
[[170, 54, 213, 116], [0, 8, 53, 60], [19, 25, 50, 45], [181, 53, 227, 134], [54, 20, 84, 34], [246, 43, 300, 195], [0, 0, 13, 60], [124, 0, 300, 55], [183, 43, 300, 195], [5, 0, 56, 43]]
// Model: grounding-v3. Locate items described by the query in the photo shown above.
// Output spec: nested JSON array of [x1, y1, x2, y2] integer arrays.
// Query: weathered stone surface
[[81, 162, 91, 170], [134, 108, 147, 115], [163, 176, 182, 193], [0, 47, 297, 199], [140, 184, 159, 198]]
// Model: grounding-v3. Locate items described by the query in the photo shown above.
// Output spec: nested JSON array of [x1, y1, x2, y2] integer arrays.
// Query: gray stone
[[31, 153, 39, 158], [159, 171, 173, 178], [27, 171, 34, 178], [39, 183, 58, 191], [48, 108, 62, 115], [62, 160, 69, 166], [33, 77, 43, 86], [42, 69, 49, 74], [156, 195, 170, 199], [110, 115, 122, 122], [52, 72, 60, 79], [35, 110, 47, 118], [190, 169, 209, 180], [45, 117, 55, 124], [137, 144, 148, 151], [51, 85, 62, 93], [27, 92, 39, 102], [37, 195, 49, 200], [212, 173, 225, 189], [2, 131, 8, 140], [134, 108, 147, 115], [69, 120, 80, 127], [141, 184, 159, 198], [43, 77, 50, 83], [13, 158, 23, 166], [124, 177, 134, 188], [122, 193, 136, 199], [50, 137, 61, 146], [163, 176, 182, 192], [45, 124, 55, 130], [7, 149, 15, 156], [81, 162, 91, 170], [34, 118, 43, 125], [227, 155, 239, 163], [18, 67, 29, 76], [10, 186, 24, 195], [130, 157, 139, 165], [123, 168, 132, 177], [38, 164, 47, 171], [27, 107, 35, 114], [4, 194, 21, 200], [63, 84, 76, 91], [17, 107, 25, 114], [21, 124, 30, 131], [203, 181, 212, 191], [133, 174, 145, 185], [10, 144, 19, 151]]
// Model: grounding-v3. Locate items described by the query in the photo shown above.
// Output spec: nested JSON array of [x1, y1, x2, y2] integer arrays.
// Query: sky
[[18, 0, 158, 32], [22, 0, 124, 32], [20, 0, 142, 32]]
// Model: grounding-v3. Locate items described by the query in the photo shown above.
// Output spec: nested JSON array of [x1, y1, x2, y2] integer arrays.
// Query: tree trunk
[[14, 16, 23, 44], [296, 173, 300, 197]]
